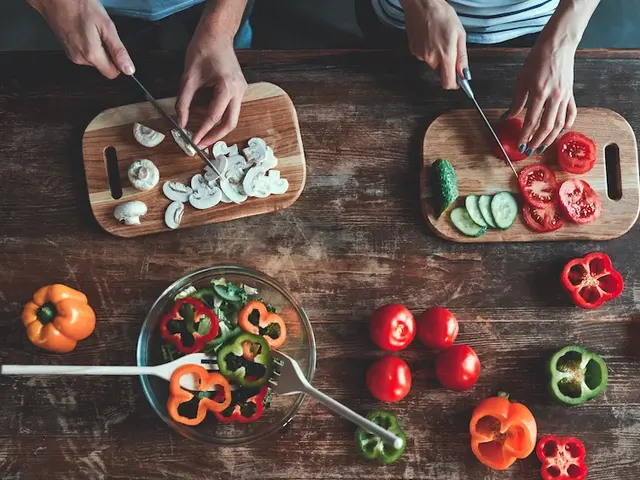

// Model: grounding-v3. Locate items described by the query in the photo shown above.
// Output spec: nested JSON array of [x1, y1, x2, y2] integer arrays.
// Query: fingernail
[[518, 144, 527, 154], [123, 62, 135, 75], [500, 110, 509, 120], [463, 67, 471, 81], [526, 148, 534, 157], [537, 145, 547, 154]]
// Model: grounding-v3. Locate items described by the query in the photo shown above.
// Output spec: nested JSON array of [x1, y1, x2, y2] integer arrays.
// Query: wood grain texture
[[1, 50, 640, 480], [82, 82, 306, 237], [421, 108, 640, 242]]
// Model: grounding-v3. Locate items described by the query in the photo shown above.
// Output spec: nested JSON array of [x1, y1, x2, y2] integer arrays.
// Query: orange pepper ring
[[238, 301, 287, 348]]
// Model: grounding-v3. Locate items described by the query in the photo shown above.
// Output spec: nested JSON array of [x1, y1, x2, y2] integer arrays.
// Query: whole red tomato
[[369, 303, 416, 351], [366, 355, 412, 402], [416, 306, 459, 350], [435, 344, 480, 392]]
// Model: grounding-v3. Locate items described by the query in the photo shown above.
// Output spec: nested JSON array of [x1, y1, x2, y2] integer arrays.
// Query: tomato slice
[[557, 132, 597, 175], [492, 118, 528, 162], [559, 179, 601, 224], [522, 203, 565, 233], [518, 164, 559, 208]]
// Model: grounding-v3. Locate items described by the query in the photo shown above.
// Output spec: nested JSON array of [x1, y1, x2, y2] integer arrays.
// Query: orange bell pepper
[[238, 300, 287, 349], [22, 284, 96, 353], [469, 392, 537, 470], [167, 364, 232, 426]]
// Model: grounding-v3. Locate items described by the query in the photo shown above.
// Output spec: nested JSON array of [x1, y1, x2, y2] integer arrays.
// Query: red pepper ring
[[536, 435, 587, 480], [160, 297, 219, 353], [238, 300, 287, 349], [213, 383, 268, 424], [561, 252, 624, 309]]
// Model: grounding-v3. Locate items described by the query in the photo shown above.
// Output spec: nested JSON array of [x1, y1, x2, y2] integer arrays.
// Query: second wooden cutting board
[[421, 108, 639, 242]]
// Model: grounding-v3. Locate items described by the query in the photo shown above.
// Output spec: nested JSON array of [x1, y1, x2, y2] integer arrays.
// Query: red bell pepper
[[213, 384, 268, 424], [160, 297, 219, 354], [536, 435, 587, 480], [561, 252, 623, 309]]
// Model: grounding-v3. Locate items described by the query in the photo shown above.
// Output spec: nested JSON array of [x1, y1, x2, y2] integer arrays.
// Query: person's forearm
[[540, 0, 601, 48], [198, 0, 248, 41]]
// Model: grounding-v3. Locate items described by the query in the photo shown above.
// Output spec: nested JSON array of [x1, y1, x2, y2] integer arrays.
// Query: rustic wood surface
[[82, 82, 306, 237], [1, 50, 640, 480], [421, 108, 640, 242]]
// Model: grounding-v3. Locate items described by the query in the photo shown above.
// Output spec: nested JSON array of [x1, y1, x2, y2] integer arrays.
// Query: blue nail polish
[[463, 67, 472, 81], [526, 148, 534, 157], [537, 145, 547, 154], [518, 144, 527, 154]]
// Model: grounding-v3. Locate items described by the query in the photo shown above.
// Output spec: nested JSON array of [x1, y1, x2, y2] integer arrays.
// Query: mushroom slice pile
[[243, 137, 278, 169], [212, 141, 239, 158], [164, 201, 184, 229], [218, 155, 249, 203], [114, 201, 147, 225], [163, 181, 193, 203], [128, 159, 160, 191], [171, 129, 196, 156], [133, 123, 165, 148]]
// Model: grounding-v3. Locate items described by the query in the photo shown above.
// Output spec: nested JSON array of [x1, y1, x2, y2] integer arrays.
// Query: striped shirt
[[372, 0, 560, 44]]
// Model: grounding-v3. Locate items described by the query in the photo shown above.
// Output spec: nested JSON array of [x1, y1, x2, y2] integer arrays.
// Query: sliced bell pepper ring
[[213, 384, 268, 423], [238, 300, 287, 349], [217, 332, 273, 388], [160, 297, 219, 354], [188, 287, 217, 309], [561, 252, 623, 309], [355, 411, 407, 464], [536, 435, 588, 480], [469, 392, 537, 471], [167, 364, 232, 426], [548, 345, 608, 406]]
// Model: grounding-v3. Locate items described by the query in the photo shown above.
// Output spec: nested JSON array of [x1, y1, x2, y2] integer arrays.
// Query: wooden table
[[1, 50, 639, 480]]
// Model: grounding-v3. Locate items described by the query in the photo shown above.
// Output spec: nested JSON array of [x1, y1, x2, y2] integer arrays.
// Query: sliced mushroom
[[133, 123, 165, 148], [171, 129, 196, 156], [212, 141, 239, 158], [114, 201, 147, 225], [164, 201, 184, 229], [268, 170, 289, 195], [162, 181, 193, 203], [128, 159, 160, 191], [260, 147, 278, 170], [220, 177, 247, 204], [203, 156, 229, 183], [243, 165, 271, 198], [189, 185, 222, 210], [243, 137, 268, 162]]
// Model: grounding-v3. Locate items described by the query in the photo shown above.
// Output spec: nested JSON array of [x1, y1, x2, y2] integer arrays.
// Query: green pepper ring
[[217, 332, 273, 388], [355, 411, 407, 464], [548, 345, 608, 406]]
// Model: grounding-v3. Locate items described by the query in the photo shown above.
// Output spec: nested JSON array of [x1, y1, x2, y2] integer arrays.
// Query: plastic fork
[[269, 349, 404, 449], [0, 353, 222, 391]]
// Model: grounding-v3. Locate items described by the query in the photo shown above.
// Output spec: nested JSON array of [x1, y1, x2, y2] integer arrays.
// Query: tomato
[[492, 118, 528, 162], [366, 356, 412, 402], [559, 179, 601, 224], [435, 344, 481, 392], [416, 306, 459, 350], [518, 164, 559, 208], [522, 203, 564, 233], [557, 132, 597, 175], [369, 303, 416, 351]]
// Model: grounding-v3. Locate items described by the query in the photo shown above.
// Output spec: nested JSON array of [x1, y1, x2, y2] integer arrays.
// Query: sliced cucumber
[[491, 191, 518, 229], [450, 207, 487, 237], [431, 158, 459, 217], [478, 195, 497, 228], [464, 195, 488, 228]]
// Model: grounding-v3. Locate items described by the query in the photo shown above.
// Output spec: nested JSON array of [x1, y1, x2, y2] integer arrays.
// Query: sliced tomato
[[492, 118, 528, 162], [522, 203, 565, 233], [557, 132, 597, 175], [559, 179, 601, 224], [518, 164, 559, 208]]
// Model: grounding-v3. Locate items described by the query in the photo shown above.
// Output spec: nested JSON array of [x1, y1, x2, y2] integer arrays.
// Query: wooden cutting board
[[82, 82, 306, 238], [421, 108, 639, 242]]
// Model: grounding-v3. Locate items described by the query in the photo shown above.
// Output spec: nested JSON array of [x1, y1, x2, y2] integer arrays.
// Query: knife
[[457, 76, 519, 179], [130, 74, 222, 179]]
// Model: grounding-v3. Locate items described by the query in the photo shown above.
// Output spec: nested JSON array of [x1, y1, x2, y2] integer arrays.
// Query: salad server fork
[[268, 349, 405, 449]]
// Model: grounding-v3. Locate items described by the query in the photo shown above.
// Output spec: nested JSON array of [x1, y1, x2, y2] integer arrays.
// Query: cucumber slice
[[491, 191, 518, 229], [431, 158, 459, 217], [450, 207, 487, 237], [464, 195, 488, 227], [478, 195, 497, 228]]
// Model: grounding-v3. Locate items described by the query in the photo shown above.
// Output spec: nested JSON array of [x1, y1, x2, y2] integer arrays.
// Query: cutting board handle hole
[[104, 146, 123, 200], [605, 143, 622, 201]]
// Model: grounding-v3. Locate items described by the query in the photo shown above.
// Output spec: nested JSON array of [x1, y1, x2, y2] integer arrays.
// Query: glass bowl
[[136, 265, 316, 445]]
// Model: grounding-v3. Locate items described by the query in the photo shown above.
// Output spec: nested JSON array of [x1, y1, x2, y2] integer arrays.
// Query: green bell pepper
[[549, 345, 608, 406], [217, 332, 273, 388], [355, 411, 406, 464]]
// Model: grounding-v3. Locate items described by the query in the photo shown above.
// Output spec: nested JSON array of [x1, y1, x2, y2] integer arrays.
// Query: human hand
[[503, 38, 577, 155], [401, 0, 470, 89], [175, 24, 247, 148], [27, 0, 134, 79]]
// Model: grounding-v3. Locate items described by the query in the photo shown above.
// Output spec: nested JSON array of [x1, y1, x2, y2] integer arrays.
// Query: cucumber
[[478, 195, 498, 228], [464, 195, 488, 228], [431, 158, 459, 217], [450, 207, 487, 237], [491, 191, 518, 229]]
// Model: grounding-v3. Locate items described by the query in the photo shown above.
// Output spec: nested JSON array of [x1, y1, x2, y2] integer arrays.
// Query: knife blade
[[130, 74, 222, 179], [457, 76, 519, 179]]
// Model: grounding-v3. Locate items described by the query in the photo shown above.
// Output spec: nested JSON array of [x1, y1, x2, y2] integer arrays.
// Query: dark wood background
[[1, 50, 639, 480]]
